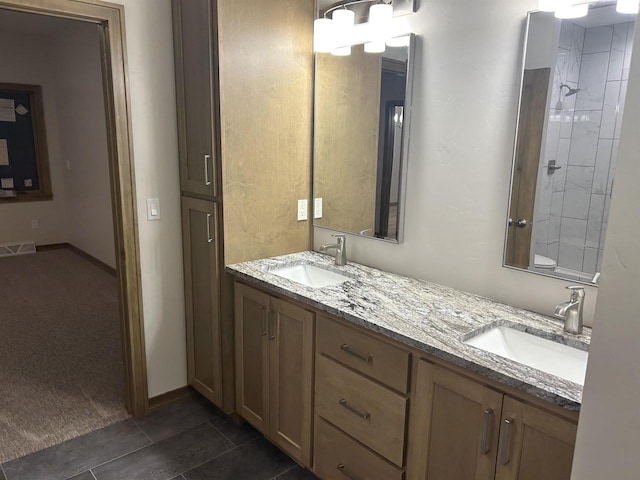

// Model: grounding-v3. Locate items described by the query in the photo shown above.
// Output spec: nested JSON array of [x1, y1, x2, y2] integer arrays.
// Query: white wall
[[571, 21, 640, 479], [0, 30, 68, 245], [54, 22, 116, 268], [315, 0, 601, 325], [111, 0, 187, 398]]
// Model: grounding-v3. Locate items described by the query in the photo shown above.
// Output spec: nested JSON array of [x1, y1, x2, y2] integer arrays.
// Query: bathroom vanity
[[227, 251, 590, 480]]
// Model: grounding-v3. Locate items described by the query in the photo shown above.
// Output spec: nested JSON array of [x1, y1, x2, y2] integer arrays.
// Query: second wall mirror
[[505, 5, 636, 285]]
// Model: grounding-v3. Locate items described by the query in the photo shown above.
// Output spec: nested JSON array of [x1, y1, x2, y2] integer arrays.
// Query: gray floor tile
[[210, 415, 260, 446], [2, 419, 150, 480], [134, 395, 222, 442], [183, 437, 295, 480], [273, 465, 318, 479], [65, 472, 95, 480], [92, 422, 233, 480]]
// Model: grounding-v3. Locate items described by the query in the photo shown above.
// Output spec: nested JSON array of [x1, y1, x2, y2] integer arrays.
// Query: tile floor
[[0, 395, 318, 480]]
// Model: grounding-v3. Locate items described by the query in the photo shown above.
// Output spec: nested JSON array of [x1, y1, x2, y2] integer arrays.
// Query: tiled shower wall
[[534, 20, 635, 275]]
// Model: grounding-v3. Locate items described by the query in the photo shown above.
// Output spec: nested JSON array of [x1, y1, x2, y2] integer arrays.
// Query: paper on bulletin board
[[1, 178, 14, 189], [0, 139, 8, 166], [0, 99, 16, 122]]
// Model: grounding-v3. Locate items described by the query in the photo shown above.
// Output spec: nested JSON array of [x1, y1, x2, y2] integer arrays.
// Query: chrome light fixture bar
[[314, 0, 415, 56]]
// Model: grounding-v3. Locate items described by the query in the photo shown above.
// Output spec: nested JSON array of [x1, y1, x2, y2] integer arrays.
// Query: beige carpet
[[0, 249, 130, 463]]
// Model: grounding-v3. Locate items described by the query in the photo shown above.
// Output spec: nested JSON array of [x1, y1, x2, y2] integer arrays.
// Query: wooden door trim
[[0, 0, 148, 416]]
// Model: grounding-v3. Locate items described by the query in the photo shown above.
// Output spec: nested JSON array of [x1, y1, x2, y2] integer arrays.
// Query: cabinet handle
[[204, 154, 212, 186], [480, 408, 493, 455], [269, 309, 276, 340], [206, 213, 213, 243], [500, 417, 513, 465], [261, 306, 268, 336], [337, 463, 361, 480], [339, 398, 370, 420], [340, 344, 373, 364]]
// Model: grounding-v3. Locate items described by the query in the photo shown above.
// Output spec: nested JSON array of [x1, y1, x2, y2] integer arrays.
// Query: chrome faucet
[[554, 286, 585, 334], [320, 234, 347, 266]]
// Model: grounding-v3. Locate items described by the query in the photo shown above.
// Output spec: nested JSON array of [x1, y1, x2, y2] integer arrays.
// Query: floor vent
[[0, 241, 37, 257]]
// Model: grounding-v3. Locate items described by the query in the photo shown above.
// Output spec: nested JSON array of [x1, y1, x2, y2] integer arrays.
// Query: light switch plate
[[314, 198, 323, 219], [297, 199, 308, 221], [147, 198, 161, 221]]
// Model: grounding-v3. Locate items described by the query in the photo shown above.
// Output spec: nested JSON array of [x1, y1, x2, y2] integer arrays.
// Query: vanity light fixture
[[538, 0, 640, 18], [313, 0, 412, 56]]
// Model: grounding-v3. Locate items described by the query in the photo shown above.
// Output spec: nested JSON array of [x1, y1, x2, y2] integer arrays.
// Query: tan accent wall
[[314, 47, 381, 235], [218, 0, 314, 265]]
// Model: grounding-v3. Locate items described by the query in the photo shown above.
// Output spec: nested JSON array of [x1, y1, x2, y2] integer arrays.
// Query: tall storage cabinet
[[173, 0, 227, 409], [172, 0, 314, 414]]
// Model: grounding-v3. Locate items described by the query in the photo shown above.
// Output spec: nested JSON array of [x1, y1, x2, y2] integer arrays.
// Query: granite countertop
[[226, 251, 591, 411]]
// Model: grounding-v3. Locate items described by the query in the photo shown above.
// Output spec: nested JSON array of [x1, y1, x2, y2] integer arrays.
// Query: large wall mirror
[[505, 5, 636, 285], [313, 34, 415, 243]]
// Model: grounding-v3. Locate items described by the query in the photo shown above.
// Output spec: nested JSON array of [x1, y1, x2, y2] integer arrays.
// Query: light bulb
[[331, 8, 355, 56], [366, 3, 393, 54], [313, 18, 334, 53], [555, 1, 589, 19], [538, 0, 559, 11], [617, 0, 640, 14]]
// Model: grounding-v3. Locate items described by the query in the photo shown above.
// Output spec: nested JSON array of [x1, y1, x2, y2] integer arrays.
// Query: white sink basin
[[464, 326, 588, 385], [270, 264, 349, 289]]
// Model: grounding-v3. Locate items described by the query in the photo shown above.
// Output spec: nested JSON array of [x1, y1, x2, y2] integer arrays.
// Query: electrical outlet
[[297, 199, 308, 221], [31, 219, 39, 229], [314, 198, 323, 219]]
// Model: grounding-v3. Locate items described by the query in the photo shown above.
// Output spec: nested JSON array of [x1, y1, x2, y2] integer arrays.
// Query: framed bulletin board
[[0, 83, 52, 202]]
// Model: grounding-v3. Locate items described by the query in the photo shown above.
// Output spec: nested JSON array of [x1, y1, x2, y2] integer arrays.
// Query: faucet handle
[[566, 285, 585, 300]]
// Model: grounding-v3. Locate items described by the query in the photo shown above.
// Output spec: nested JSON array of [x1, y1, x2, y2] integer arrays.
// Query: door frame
[[0, 0, 148, 416]]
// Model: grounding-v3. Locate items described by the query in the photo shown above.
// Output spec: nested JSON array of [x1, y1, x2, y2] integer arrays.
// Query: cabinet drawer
[[317, 315, 411, 393], [316, 355, 407, 466], [314, 417, 404, 480]]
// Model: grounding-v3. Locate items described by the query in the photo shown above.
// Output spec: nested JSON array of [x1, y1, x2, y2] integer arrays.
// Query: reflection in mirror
[[505, 6, 636, 285], [313, 37, 414, 242]]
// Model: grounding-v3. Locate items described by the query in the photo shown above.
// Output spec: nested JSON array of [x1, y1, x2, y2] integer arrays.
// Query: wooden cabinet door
[[408, 360, 503, 480], [234, 283, 271, 434], [268, 297, 315, 466], [172, 0, 219, 198], [495, 397, 577, 480], [182, 197, 222, 405]]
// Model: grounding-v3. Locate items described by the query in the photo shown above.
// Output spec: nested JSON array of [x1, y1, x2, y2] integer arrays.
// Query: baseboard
[[37, 243, 117, 277], [148, 386, 195, 412]]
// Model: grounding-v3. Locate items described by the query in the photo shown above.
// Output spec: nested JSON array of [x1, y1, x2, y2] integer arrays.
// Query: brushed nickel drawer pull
[[339, 398, 370, 420], [204, 154, 212, 186], [480, 408, 493, 455], [206, 213, 213, 243], [261, 306, 268, 336], [500, 417, 513, 465], [337, 463, 361, 480], [340, 344, 373, 364]]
